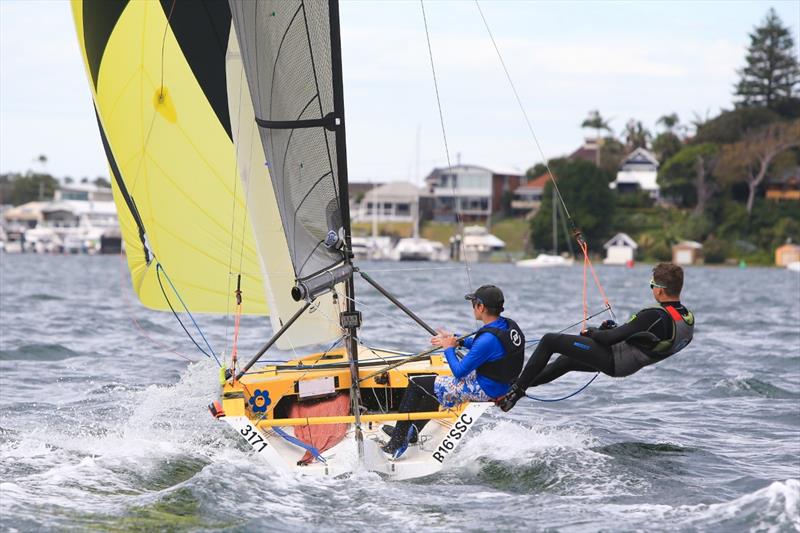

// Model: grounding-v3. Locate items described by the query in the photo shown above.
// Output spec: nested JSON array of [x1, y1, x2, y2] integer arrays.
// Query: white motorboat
[[516, 253, 575, 268]]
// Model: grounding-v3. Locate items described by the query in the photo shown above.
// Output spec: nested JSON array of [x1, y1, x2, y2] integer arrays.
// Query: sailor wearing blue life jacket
[[382, 285, 525, 458], [497, 262, 695, 412]]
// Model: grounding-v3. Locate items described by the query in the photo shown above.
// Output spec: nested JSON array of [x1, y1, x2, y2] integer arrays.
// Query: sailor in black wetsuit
[[497, 262, 694, 412]]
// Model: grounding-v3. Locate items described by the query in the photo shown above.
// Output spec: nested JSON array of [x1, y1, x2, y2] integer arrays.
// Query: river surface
[[1, 254, 798, 532]]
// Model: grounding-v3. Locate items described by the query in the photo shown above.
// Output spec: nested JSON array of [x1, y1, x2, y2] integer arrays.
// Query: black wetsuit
[[517, 302, 690, 389]]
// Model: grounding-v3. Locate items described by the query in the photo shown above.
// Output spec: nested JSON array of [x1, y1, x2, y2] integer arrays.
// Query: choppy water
[[1, 254, 798, 532]]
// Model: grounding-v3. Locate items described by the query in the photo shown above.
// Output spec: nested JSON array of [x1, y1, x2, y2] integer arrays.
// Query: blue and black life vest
[[473, 317, 526, 384]]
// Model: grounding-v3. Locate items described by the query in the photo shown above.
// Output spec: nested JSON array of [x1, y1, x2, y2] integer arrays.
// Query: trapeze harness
[[472, 318, 526, 384], [613, 305, 695, 377]]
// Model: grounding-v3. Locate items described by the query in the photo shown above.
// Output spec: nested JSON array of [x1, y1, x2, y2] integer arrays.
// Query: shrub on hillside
[[703, 237, 730, 264]]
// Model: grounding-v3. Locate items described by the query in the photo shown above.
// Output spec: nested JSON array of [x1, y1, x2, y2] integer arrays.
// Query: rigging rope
[[117, 253, 198, 363], [525, 373, 599, 403], [420, 0, 474, 297], [155, 263, 221, 366], [224, 60, 247, 362], [474, 0, 615, 328], [158, 0, 177, 99]]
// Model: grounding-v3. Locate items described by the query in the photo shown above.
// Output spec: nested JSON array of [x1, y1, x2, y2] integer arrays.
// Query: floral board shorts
[[433, 371, 492, 408]]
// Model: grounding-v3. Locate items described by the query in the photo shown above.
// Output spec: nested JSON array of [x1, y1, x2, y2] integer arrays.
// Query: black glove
[[599, 320, 617, 330], [580, 327, 598, 337]]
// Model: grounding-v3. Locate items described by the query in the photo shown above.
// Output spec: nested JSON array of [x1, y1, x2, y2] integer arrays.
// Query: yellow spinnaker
[[71, 1, 267, 315]]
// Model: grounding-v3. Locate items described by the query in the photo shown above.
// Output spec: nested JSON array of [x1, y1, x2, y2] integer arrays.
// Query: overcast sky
[[1, 0, 798, 185]]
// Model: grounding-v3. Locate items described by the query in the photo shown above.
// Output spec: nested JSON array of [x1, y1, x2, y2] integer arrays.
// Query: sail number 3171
[[240, 424, 268, 452]]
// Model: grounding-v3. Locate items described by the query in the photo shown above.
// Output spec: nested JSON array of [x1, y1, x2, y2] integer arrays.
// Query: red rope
[[575, 232, 614, 330]]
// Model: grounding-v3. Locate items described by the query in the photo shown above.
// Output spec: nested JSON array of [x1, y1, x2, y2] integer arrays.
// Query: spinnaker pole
[[328, 0, 365, 462]]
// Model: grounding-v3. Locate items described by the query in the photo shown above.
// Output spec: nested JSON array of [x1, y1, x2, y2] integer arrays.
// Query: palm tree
[[624, 119, 651, 150], [581, 110, 612, 165], [657, 113, 680, 133]]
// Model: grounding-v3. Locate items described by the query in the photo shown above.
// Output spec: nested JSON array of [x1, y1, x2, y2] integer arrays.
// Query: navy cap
[[464, 284, 504, 310]]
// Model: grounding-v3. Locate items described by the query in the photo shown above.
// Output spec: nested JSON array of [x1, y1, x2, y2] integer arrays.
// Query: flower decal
[[248, 389, 271, 413]]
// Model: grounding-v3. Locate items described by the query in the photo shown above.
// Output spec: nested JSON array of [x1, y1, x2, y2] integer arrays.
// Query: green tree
[[598, 136, 626, 176], [529, 159, 615, 250], [652, 132, 683, 163], [653, 112, 684, 162], [658, 143, 720, 210], [657, 113, 680, 132], [525, 162, 548, 180], [0, 173, 20, 205], [693, 107, 781, 144], [581, 109, 613, 134], [581, 110, 612, 166], [715, 119, 800, 213], [623, 119, 651, 150], [93, 176, 112, 188], [8, 172, 58, 205], [735, 8, 800, 110]]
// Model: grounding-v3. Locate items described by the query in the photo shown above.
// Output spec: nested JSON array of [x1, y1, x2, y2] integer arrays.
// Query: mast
[[328, 0, 365, 462], [413, 125, 421, 239]]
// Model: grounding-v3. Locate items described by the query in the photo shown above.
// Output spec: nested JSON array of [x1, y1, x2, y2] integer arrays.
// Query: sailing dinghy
[[72, 0, 490, 480]]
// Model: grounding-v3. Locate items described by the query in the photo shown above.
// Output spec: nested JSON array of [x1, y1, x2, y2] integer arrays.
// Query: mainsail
[[225, 28, 343, 347], [228, 0, 352, 293]]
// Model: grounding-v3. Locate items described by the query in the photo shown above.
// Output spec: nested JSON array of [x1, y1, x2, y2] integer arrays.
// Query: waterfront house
[[424, 165, 522, 223], [765, 167, 800, 202], [348, 181, 382, 214], [568, 138, 601, 165], [672, 240, 703, 265], [353, 181, 419, 223], [491, 167, 525, 214], [512, 173, 549, 217], [775, 242, 800, 267], [2, 201, 46, 230], [603, 232, 637, 265], [611, 148, 660, 199]]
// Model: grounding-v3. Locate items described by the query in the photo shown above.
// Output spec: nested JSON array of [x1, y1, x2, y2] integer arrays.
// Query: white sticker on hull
[[239, 423, 269, 453], [431, 403, 490, 464], [223, 416, 289, 470]]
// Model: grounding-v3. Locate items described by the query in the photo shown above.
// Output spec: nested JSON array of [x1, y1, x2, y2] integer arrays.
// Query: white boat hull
[[223, 402, 490, 480], [516, 254, 575, 268]]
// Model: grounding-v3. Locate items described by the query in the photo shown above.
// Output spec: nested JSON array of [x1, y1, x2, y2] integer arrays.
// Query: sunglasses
[[650, 279, 667, 289], [468, 297, 484, 308]]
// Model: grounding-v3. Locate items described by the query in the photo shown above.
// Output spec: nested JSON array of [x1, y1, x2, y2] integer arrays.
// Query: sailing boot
[[381, 422, 417, 459], [495, 383, 525, 412], [382, 425, 418, 444]]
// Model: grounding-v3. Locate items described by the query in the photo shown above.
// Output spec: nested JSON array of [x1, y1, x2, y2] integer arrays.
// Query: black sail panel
[[229, 0, 347, 282]]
